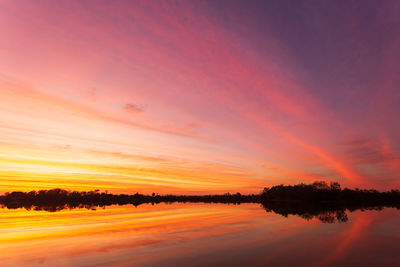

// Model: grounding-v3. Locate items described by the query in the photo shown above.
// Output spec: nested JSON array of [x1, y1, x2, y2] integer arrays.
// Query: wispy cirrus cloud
[[0, 0, 399, 192]]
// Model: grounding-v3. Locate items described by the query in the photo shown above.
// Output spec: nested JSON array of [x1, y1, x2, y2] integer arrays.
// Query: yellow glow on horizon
[[0, 155, 271, 194]]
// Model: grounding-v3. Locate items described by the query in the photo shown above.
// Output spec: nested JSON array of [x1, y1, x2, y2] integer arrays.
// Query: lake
[[0, 203, 399, 266]]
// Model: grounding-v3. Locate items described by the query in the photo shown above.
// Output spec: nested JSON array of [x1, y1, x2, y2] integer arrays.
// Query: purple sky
[[0, 0, 399, 193]]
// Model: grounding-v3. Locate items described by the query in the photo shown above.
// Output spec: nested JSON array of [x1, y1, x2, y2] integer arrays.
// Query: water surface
[[0, 203, 398, 266]]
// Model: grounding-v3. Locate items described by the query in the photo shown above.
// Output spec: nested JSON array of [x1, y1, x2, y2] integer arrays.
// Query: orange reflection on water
[[0, 204, 398, 267], [0, 203, 267, 266]]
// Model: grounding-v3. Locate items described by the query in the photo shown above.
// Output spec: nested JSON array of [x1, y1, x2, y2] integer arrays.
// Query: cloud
[[87, 149, 169, 163], [340, 138, 400, 165], [0, 0, 399, 192], [123, 103, 145, 115]]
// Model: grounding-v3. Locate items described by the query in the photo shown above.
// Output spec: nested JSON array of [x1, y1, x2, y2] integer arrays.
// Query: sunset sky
[[0, 0, 399, 194]]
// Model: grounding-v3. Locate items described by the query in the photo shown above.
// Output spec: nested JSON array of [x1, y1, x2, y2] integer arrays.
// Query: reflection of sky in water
[[0, 204, 399, 266]]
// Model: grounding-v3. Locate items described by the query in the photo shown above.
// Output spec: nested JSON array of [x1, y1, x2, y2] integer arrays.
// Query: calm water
[[0, 203, 399, 267]]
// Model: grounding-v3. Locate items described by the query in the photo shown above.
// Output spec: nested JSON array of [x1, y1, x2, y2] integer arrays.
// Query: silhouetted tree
[[0, 182, 398, 224]]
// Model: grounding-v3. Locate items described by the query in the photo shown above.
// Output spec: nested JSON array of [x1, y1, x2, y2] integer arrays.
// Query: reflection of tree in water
[[1, 203, 102, 212], [0, 181, 398, 223], [0, 188, 262, 212], [259, 181, 399, 223], [2, 201, 393, 224], [261, 202, 349, 223]]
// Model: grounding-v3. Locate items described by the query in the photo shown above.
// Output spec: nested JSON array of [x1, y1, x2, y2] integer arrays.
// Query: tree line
[[0, 181, 398, 222]]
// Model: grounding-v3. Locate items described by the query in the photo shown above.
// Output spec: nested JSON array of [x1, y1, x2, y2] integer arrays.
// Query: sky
[[0, 0, 399, 194]]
